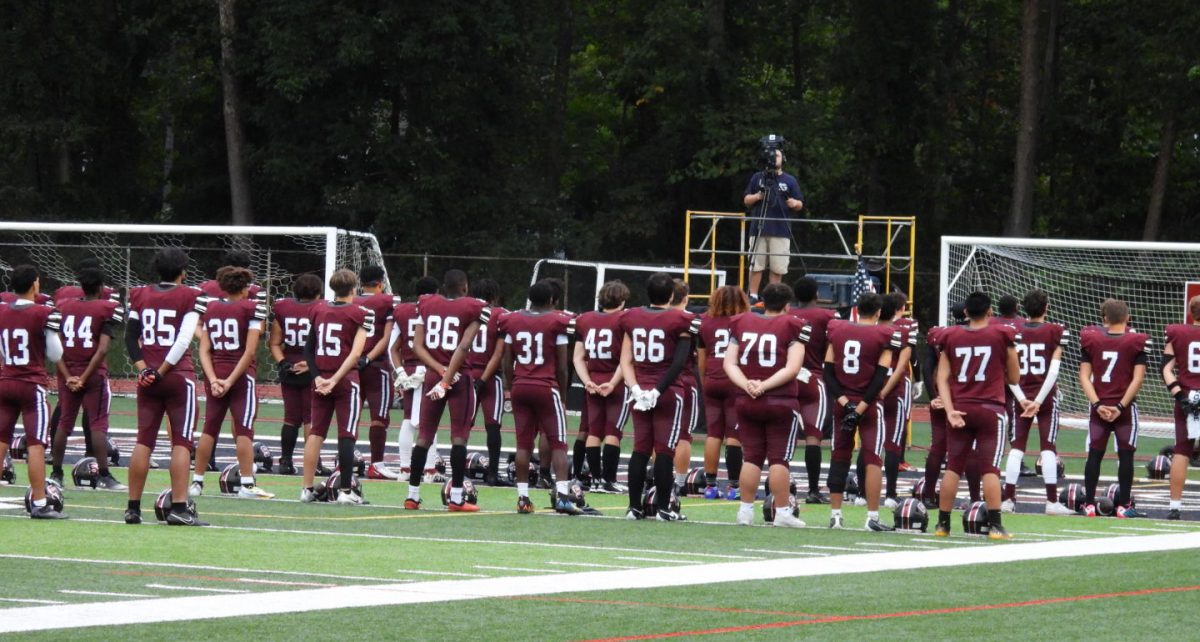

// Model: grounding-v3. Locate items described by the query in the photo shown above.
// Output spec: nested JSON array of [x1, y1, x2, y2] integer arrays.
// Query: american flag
[[848, 255, 875, 322]]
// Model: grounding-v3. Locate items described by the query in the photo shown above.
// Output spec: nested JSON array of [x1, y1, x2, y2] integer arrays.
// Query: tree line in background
[[1, 0, 1198, 316]]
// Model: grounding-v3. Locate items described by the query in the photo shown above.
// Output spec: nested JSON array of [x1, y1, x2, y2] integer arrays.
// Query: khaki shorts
[[750, 235, 790, 274]]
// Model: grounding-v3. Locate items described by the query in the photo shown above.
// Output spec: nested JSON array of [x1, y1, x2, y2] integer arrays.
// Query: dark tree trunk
[[1006, 0, 1042, 237], [218, 0, 253, 226], [546, 0, 574, 195], [1143, 109, 1177, 241]]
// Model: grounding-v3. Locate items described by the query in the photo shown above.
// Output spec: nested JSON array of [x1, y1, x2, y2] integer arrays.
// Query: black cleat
[[314, 463, 333, 477], [29, 505, 66, 520], [866, 518, 895, 532], [485, 471, 513, 487], [166, 509, 209, 527], [805, 491, 830, 505], [1167, 509, 1182, 521], [656, 509, 687, 522], [278, 458, 296, 475], [49, 471, 64, 488], [124, 509, 142, 524], [624, 507, 645, 520], [97, 474, 127, 491]]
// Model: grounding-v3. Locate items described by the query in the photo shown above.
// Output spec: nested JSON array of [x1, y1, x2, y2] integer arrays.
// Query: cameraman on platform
[[743, 143, 804, 303]]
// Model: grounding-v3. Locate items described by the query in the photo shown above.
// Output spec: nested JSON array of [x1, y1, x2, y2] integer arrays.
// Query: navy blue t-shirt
[[744, 171, 804, 237]]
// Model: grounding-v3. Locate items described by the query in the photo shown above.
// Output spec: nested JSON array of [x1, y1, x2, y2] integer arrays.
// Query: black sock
[[368, 426, 387, 463], [966, 462, 981, 503], [855, 451, 866, 494], [1084, 448, 1105, 503], [885, 450, 900, 498], [572, 439, 586, 478], [128, 500, 140, 512], [1117, 449, 1135, 506], [987, 509, 1003, 528], [602, 444, 622, 483], [338, 438, 355, 488], [705, 471, 718, 487], [98, 466, 109, 477], [585, 446, 602, 482], [171, 501, 186, 513], [81, 408, 94, 456], [725, 445, 743, 488], [52, 464, 63, 476], [627, 452, 649, 509], [280, 424, 299, 460], [938, 509, 951, 528], [451, 444, 467, 488], [485, 423, 502, 475], [540, 463, 553, 483], [49, 403, 62, 446], [654, 453, 674, 512], [409, 445, 429, 486], [805, 445, 822, 493]]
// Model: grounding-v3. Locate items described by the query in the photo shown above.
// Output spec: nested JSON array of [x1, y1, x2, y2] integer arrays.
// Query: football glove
[[841, 402, 860, 432], [138, 368, 161, 388], [634, 388, 660, 412], [1188, 390, 1200, 418], [356, 357, 370, 371], [796, 367, 811, 384], [277, 359, 294, 374], [912, 381, 924, 401], [427, 381, 450, 401], [473, 379, 486, 399], [404, 369, 426, 390]]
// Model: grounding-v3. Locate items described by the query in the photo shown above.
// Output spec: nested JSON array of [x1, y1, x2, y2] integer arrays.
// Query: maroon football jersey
[[941, 324, 1020, 406], [989, 315, 1023, 328], [618, 306, 700, 387], [57, 296, 124, 375], [826, 320, 903, 397], [698, 314, 737, 384], [883, 321, 919, 400], [54, 285, 116, 305], [353, 292, 399, 359], [789, 306, 837, 371], [466, 306, 507, 376], [309, 302, 374, 375], [128, 284, 208, 372], [574, 310, 625, 378], [390, 301, 422, 369], [499, 310, 573, 387], [1079, 329, 1150, 404], [199, 279, 263, 301], [0, 302, 60, 384], [272, 298, 322, 363], [728, 312, 811, 397], [925, 325, 948, 383], [415, 294, 490, 367], [203, 298, 267, 378], [1165, 324, 1200, 390], [1016, 321, 1069, 396], [0, 292, 52, 306]]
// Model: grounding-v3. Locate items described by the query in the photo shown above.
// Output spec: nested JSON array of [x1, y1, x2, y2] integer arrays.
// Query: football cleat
[[1116, 506, 1147, 519], [124, 509, 142, 525], [367, 462, 399, 480], [1167, 509, 1182, 521], [898, 461, 916, 472], [805, 491, 830, 505], [772, 513, 806, 528], [403, 498, 422, 510], [335, 490, 363, 505], [703, 486, 721, 500], [517, 496, 534, 514], [485, 471, 513, 487], [1081, 503, 1097, 518], [579, 504, 602, 516], [166, 508, 208, 527], [656, 509, 686, 522], [724, 486, 740, 501], [29, 504, 67, 520], [736, 509, 753, 526], [188, 481, 203, 498], [535, 475, 554, 490], [866, 518, 895, 532], [300, 488, 317, 503], [448, 500, 479, 512], [97, 474, 127, 491], [934, 523, 951, 537], [49, 471, 64, 488], [853, 496, 868, 507], [554, 495, 582, 516], [883, 496, 899, 509], [238, 484, 275, 499], [625, 507, 644, 520], [278, 458, 296, 475], [314, 463, 334, 477], [829, 513, 844, 529], [1044, 501, 1073, 516], [987, 524, 1014, 540], [605, 481, 628, 493], [1000, 499, 1016, 514]]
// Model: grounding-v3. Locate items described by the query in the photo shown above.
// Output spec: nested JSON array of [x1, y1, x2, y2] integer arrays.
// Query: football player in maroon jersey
[[934, 292, 1028, 539], [573, 280, 631, 494], [353, 265, 400, 480], [1162, 295, 1200, 520], [618, 272, 699, 522], [269, 273, 325, 475], [879, 293, 917, 509], [124, 248, 209, 525], [0, 265, 66, 518], [725, 283, 809, 527], [669, 279, 699, 495], [1003, 289, 1072, 515], [697, 286, 748, 500], [192, 267, 272, 499], [197, 250, 264, 302], [1078, 298, 1148, 518], [921, 323, 949, 509], [388, 276, 442, 481], [824, 293, 901, 531], [788, 277, 836, 504], [301, 269, 372, 505], [499, 281, 585, 514], [407, 269, 490, 511], [467, 278, 509, 486], [50, 266, 125, 490], [886, 292, 920, 473]]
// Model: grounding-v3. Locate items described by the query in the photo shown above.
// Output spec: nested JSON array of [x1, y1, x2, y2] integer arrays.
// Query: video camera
[[758, 134, 786, 173]]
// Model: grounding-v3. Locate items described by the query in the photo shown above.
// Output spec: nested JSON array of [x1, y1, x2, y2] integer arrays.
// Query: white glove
[[404, 367, 427, 390], [913, 381, 925, 401], [1189, 391, 1200, 439], [796, 367, 812, 384], [427, 381, 449, 401], [634, 388, 660, 412], [393, 367, 408, 383]]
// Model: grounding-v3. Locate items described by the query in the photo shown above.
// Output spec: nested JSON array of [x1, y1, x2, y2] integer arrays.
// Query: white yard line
[[853, 542, 940, 550], [1110, 526, 1189, 534], [1060, 529, 1109, 536], [740, 548, 830, 557], [0, 598, 64, 605], [546, 561, 637, 569], [614, 556, 699, 565], [473, 565, 563, 574], [2, 531, 1198, 633], [144, 584, 249, 594], [796, 544, 867, 552], [60, 590, 157, 599], [0, 553, 412, 583]]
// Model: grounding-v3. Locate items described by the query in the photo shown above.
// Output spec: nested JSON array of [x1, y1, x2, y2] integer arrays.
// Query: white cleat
[[1001, 499, 1016, 514], [736, 510, 753, 526], [188, 481, 203, 498], [772, 513, 806, 528], [883, 497, 899, 509], [829, 514, 844, 529], [300, 488, 317, 503], [1044, 501, 1074, 516], [853, 496, 868, 507], [369, 462, 400, 480], [238, 485, 275, 499], [335, 490, 363, 505]]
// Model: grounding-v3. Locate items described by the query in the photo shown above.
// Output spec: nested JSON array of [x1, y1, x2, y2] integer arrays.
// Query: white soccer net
[[0, 223, 385, 384], [940, 236, 1200, 438]]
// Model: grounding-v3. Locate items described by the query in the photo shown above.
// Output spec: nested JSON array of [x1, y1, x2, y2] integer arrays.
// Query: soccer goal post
[[940, 236, 1200, 438]]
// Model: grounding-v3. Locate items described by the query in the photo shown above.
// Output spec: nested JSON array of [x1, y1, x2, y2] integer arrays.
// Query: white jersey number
[[631, 328, 666, 363], [61, 315, 94, 349], [954, 345, 993, 382]]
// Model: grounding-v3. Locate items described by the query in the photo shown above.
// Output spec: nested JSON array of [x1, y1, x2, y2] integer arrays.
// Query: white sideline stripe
[[1061, 529, 1110, 536], [614, 556, 697, 565], [473, 565, 562, 574], [0, 598, 63, 605], [2, 532, 1199, 633], [0, 553, 408, 583], [1111, 526, 1187, 534], [854, 542, 939, 550], [144, 584, 249, 594], [918, 538, 986, 545], [796, 544, 863, 552], [60, 590, 157, 599], [546, 561, 637, 569], [741, 548, 829, 557]]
